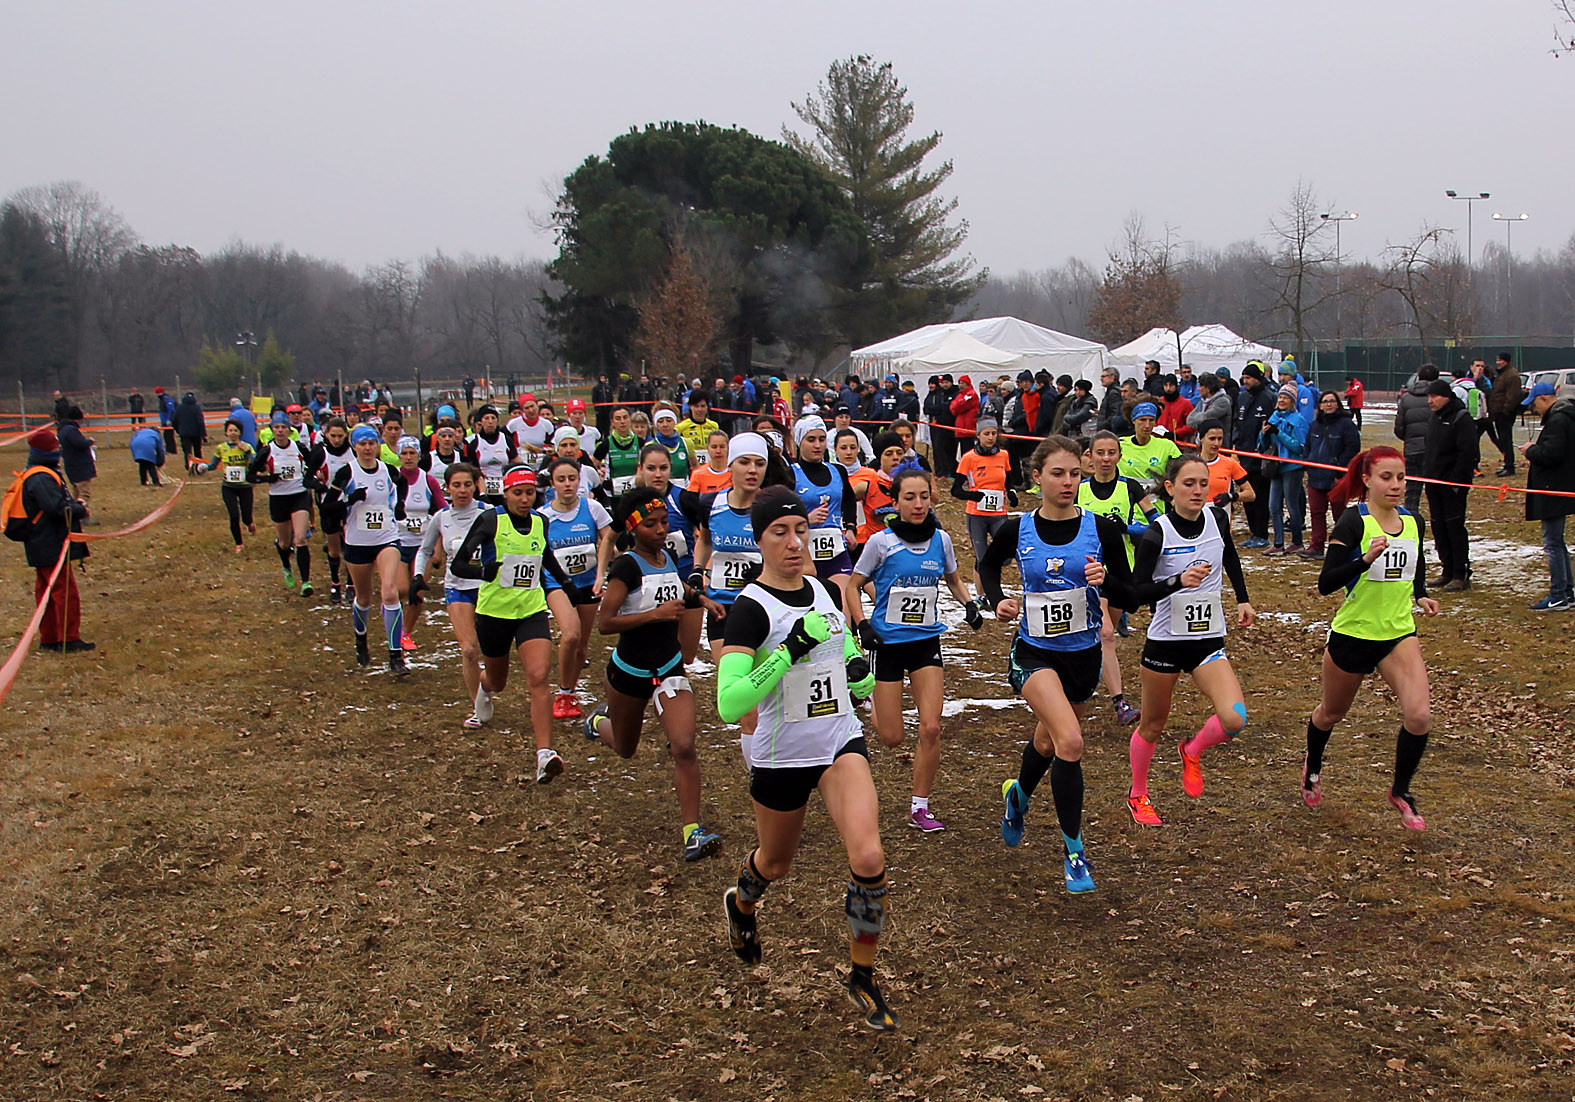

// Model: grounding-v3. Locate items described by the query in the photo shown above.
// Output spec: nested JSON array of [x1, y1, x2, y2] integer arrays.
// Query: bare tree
[[1085, 214, 1185, 346], [1379, 226, 1474, 354], [1262, 182, 1336, 361]]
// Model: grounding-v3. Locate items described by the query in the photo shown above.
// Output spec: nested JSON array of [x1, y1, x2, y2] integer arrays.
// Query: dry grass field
[[0, 428, 1571, 1101]]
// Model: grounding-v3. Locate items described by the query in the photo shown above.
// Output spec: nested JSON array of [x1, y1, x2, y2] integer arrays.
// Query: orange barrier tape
[[69, 479, 186, 542]]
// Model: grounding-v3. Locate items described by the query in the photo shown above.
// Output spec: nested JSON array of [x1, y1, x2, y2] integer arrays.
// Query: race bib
[[885, 585, 938, 628], [1366, 539, 1418, 583], [1170, 591, 1224, 636], [484, 476, 504, 496], [709, 550, 760, 591], [664, 529, 689, 561], [276, 461, 299, 481], [497, 553, 541, 590], [1025, 589, 1088, 639], [620, 570, 682, 615], [612, 474, 636, 495], [781, 660, 848, 723], [403, 515, 425, 534], [809, 527, 844, 561], [224, 464, 246, 484], [557, 540, 596, 577], [357, 509, 386, 532], [977, 488, 1004, 513]]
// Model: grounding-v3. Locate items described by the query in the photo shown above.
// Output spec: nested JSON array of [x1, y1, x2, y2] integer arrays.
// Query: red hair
[[1330, 446, 1404, 509]]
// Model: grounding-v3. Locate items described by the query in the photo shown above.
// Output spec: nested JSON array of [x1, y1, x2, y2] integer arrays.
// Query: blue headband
[[1131, 401, 1160, 420], [350, 425, 380, 445]]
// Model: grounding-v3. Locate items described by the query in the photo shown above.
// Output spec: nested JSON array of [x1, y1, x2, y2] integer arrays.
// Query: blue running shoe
[[1064, 849, 1096, 893], [584, 701, 609, 743], [1000, 779, 1027, 847], [683, 824, 722, 862]]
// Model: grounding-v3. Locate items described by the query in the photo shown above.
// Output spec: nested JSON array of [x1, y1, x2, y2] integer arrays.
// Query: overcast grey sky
[[3, 0, 1568, 275]]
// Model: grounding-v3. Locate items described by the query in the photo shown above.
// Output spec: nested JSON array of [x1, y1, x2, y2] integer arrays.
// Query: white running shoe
[[536, 748, 564, 784], [473, 684, 494, 724]]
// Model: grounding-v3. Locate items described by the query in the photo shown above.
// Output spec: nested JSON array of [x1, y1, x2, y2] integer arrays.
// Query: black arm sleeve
[[1094, 515, 1136, 612], [1128, 525, 1174, 605], [1216, 507, 1249, 604], [950, 473, 981, 502], [1317, 508, 1369, 595], [977, 515, 1023, 609], [387, 463, 408, 520], [450, 510, 498, 580], [1412, 515, 1429, 599], [720, 595, 773, 650], [677, 488, 703, 529]]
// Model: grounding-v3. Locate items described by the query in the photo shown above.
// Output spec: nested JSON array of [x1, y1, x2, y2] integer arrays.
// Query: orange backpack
[[3, 466, 61, 541]]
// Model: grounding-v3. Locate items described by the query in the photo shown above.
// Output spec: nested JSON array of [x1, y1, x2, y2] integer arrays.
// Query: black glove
[[1006, 488, 1019, 507], [782, 612, 830, 661], [688, 569, 706, 593], [1212, 491, 1238, 507], [856, 618, 881, 654], [965, 490, 985, 502], [410, 574, 430, 602], [345, 486, 368, 506], [1261, 424, 1277, 439], [845, 654, 871, 685], [963, 600, 983, 630]]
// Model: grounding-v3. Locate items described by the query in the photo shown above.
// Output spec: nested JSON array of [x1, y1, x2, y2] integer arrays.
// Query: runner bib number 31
[[781, 661, 847, 723]]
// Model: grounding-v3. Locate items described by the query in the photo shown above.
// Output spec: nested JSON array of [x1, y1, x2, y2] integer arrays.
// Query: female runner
[[715, 488, 892, 1030], [1303, 447, 1436, 830], [791, 416, 860, 601], [464, 405, 516, 502], [322, 425, 410, 674], [549, 426, 602, 497], [1195, 421, 1254, 512], [250, 410, 317, 596], [413, 462, 486, 725], [634, 443, 704, 663], [396, 436, 448, 650], [452, 465, 582, 782], [314, 417, 354, 604], [978, 435, 1134, 893], [194, 418, 256, 553], [1077, 430, 1160, 725], [847, 467, 982, 832], [686, 429, 733, 495], [649, 405, 692, 487], [1125, 455, 1255, 827], [539, 457, 614, 719], [422, 423, 463, 485], [585, 486, 725, 861], [596, 406, 644, 503], [852, 431, 908, 547]]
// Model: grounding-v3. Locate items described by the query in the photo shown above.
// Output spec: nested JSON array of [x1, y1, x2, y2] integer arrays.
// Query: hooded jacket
[[1304, 408, 1361, 490], [1488, 363, 1523, 417], [1393, 379, 1433, 463], [172, 394, 207, 439], [948, 383, 979, 434], [1422, 395, 1479, 483], [20, 452, 88, 568], [56, 419, 97, 483], [1233, 379, 1276, 462], [1525, 397, 1575, 521]]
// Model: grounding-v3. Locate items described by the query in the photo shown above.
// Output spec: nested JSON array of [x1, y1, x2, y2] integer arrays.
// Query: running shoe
[[1179, 739, 1204, 798], [561, 695, 582, 718], [583, 701, 608, 743], [1243, 536, 1269, 549], [683, 825, 722, 862], [1262, 546, 1285, 557], [345, 583, 356, 605], [1297, 546, 1324, 560], [283, 568, 296, 589], [300, 582, 314, 598], [354, 634, 370, 667], [1063, 848, 1096, 893], [1000, 779, 1027, 847], [1113, 697, 1141, 726], [1287, 543, 1305, 555], [400, 632, 418, 652], [389, 651, 409, 677], [462, 713, 484, 730], [234, 544, 243, 555], [246, 522, 257, 535], [908, 807, 945, 832], [1127, 792, 1163, 827], [1387, 791, 1426, 831], [536, 748, 564, 784], [552, 692, 573, 719], [1301, 757, 1323, 808], [1530, 595, 1573, 611], [330, 585, 342, 606], [1116, 611, 1131, 637], [474, 684, 495, 724], [846, 970, 899, 1031], [723, 886, 761, 966]]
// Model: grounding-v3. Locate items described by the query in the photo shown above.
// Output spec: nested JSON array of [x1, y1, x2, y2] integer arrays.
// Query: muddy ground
[[0, 430, 1571, 1101]]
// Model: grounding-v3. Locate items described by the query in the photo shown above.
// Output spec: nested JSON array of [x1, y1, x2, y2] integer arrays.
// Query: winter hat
[[1242, 362, 1266, 382], [1426, 379, 1455, 398], [27, 428, 59, 453], [793, 415, 827, 445], [976, 417, 1000, 433], [1279, 384, 1300, 401], [552, 425, 580, 447]]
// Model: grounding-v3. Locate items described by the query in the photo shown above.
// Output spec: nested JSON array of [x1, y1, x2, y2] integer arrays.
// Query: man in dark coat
[[17, 429, 92, 651], [1422, 380, 1480, 591], [56, 407, 98, 523], [1233, 362, 1277, 547], [591, 373, 616, 437], [1521, 382, 1575, 610], [1393, 365, 1437, 512], [171, 392, 207, 467], [1487, 351, 1523, 475], [1096, 366, 1129, 435]]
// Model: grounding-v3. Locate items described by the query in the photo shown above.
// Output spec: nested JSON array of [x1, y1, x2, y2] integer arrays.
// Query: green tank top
[[605, 433, 642, 478], [476, 510, 549, 620], [663, 438, 692, 481], [1077, 477, 1137, 565], [212, 442, 253, 485], [1329, 507, 1420, 641]]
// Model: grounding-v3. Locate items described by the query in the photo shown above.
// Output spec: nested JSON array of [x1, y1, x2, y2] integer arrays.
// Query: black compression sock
[[328, 555, 341, 584], [276, 543, 293, 570], [1018, 741, 1054, 799], [1305, 719, 1333, 779], [1391, 726, 1428, 797], [1049, 757, 1084, 842], [295, 545, 311, 583]]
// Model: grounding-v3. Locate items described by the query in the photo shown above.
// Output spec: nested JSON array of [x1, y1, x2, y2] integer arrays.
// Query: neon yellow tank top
[[1329, 506, 1420, 641]]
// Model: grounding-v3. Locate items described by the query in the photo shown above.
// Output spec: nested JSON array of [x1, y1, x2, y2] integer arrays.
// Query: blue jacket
[[1261, 407, 1308, 466], [158, 393, 177, 426], [228, 407, 259, 447], [129, 427, 166, 465], [1177, 377, 1199, 405], [1304, 410, 1361, 490]]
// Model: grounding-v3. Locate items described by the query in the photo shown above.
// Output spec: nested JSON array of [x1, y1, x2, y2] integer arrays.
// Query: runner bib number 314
[[1170, 591, 1223, 636]]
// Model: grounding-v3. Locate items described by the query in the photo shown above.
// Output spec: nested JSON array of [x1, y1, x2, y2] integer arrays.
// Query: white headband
[[727, 432, 769, 465], [552, 425, 580, 446], [792, 415, 826, 446]]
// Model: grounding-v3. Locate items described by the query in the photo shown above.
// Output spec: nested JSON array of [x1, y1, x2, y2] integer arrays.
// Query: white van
[[1523, 369, 1575, 400]]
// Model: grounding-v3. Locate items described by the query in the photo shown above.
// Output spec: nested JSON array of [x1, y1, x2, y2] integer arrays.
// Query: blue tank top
[[793, 462, 846, 529], [663, 483, 695, 576], [541, 497, 601, 589], [704, 493, 761, 606], [1014, 508, 1103, 653], [871, 529, 948, 644]]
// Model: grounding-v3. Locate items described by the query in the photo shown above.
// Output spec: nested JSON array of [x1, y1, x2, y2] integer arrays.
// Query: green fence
[[1303, 338, 1575, 396]]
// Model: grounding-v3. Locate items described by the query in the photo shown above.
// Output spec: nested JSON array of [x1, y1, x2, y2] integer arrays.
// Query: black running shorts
[[749, 737, 868, 813]]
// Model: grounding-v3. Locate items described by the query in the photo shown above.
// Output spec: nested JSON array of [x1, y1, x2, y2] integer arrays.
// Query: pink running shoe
[[1388, 792, 1426, 831], [907, 807, 945, 832], [1113, 697, 1141, 726], [1301, 757, 1323, 808], [1179, 739, 1204, 799], [400, 632, 418, 652]]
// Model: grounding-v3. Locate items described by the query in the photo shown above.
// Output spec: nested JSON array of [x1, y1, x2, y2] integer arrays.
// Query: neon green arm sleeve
[[842, 626, 864, 662], [717, 648, 791, 723]]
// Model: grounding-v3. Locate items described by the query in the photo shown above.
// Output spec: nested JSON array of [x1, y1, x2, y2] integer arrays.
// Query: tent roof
[[892, 329, 1022, 373], [1108, 324, 1281, 370], [852, 316, 1105, 362]]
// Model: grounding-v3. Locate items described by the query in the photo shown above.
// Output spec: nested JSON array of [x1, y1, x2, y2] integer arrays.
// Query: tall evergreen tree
[[785, 56, 983, 344]]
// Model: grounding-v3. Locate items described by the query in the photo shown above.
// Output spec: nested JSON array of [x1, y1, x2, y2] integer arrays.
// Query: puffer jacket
[[57, 420, 96, 483], [1526, 397, 1575, 521], [1304, 409, 1362, 490], [1393, 380, 1433, 463]]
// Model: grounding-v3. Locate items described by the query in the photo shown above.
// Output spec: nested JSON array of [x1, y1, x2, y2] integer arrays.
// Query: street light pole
[[1445, 190, 1491, 273], [1491, 212, 1530, 334], [1320, 211, 1359, 340], [235, 330, 258, 397]]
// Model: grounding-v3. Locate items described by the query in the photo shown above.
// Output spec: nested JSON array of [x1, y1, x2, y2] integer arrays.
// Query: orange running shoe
[[1127, 792, 1163, 826], [552, 693, 572, 719], [400, 632, 418, 652], [561, 695, 582, 718], [1179, 739, 1204, 798]]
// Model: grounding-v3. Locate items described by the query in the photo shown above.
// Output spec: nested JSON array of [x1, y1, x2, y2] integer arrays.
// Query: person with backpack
[[7, 429, 92, 652]]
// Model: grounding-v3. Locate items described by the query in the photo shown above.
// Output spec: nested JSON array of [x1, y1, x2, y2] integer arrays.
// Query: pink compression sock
[[1185, 715, 1230, 758], [1129, 730, 1157, 798]]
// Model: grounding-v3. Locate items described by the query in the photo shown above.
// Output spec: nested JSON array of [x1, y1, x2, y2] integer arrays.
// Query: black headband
[[750, 492, 809, 540]]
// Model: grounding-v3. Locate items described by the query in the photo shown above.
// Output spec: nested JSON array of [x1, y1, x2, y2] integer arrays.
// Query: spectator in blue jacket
[[156, 386, 178, 451], [129, 425, 167, 486], [1278, 360, 1317, 422], [226, 398, 259, 447], [1301, 390, 1362, 557], [1176, 363, 1200, 405], [1259, 384, 1309, 554]]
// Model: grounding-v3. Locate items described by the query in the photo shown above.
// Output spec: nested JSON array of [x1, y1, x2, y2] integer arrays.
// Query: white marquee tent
[[1107, 325, 1282, 380], [851, 317, 1107, 384]]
